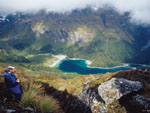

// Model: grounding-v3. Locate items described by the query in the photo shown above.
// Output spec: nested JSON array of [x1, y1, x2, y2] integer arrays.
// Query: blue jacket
[[2, 72, 21, 95]]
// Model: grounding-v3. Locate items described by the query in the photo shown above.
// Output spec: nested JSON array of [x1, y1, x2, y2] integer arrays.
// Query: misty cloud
[[98, 0, 150, 25], [0, 0, 150, 25]]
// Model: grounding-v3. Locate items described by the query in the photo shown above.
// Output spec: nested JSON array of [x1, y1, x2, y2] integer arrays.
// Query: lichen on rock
[[98, 77, 143, 105], [78, 77, 143, 113]]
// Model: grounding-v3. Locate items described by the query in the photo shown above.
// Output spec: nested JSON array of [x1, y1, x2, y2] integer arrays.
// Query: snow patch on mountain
[[0, 16, 6, 21]]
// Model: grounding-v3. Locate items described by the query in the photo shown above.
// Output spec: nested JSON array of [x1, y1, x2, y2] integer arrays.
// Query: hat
[[6, 66, 15, 71]]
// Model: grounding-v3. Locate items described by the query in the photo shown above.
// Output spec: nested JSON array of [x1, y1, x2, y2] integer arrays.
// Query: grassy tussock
[[32, 74, 98, 95], [35, 96, 59, 113], [20, 82, 60, 113], [20, 88, 38, 108], [22, 82, 44, 94]]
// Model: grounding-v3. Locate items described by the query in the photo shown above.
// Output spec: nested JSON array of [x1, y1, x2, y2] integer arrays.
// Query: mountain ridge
[[0, 8, 150, 67]]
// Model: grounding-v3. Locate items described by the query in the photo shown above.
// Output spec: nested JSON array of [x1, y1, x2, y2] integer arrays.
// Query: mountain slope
[[0, 8, 150, 67]]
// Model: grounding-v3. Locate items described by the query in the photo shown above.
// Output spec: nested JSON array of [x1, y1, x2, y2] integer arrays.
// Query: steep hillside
[[0, 8, 150, 67], [0, 65, 150, 113]]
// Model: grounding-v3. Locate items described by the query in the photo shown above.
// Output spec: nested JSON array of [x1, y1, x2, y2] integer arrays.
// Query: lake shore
[[87, 63, 132, 69], [68, 58, 131, 69], [57, 58, 133, 75], [69, 58, 92, 65], [49, 55, 133, 69], [49, 55, 67, 67]]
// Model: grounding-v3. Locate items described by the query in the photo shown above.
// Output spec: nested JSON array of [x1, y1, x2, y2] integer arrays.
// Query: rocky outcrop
[[32, 22, 47, 37], [45, 29, 68, 42], [67, 26, 96, 45], [98, 78, 143, 105], [78, 77, 143, 113]]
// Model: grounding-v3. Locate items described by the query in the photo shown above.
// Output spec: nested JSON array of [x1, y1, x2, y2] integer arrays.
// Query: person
[[2, 66, 21, 101]]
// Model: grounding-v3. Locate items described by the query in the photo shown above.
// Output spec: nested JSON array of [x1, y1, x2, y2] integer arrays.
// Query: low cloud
[[98, 0, 150, 25], [0, 0, 150, 25]]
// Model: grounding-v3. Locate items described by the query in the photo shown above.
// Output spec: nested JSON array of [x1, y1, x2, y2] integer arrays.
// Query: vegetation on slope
[[0, 64, 98, 112], [0, 8, 149, 68], [0, 61, 150, 113]]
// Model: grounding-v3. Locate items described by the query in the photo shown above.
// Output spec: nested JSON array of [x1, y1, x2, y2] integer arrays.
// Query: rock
[[67, 27, 95, 45], [78, 80, 107, 113], [98, 78, 143, 104], [133, 94, 150, 108], [65, 93, 92, 113], [78, 77, 143, 113]]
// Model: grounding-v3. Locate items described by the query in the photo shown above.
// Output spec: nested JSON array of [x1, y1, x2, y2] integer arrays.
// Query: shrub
[[20, 82, 44, 107]]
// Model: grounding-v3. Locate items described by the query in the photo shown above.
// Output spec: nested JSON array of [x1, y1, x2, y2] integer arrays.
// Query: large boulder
[[78, 77, 143, 113], [98, 77, 143, 104]]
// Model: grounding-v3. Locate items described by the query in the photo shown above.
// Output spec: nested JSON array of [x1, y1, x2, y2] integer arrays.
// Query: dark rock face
[[133, 94, 150, 109], [65, 95, 92, 113], [78, 77, 143, 113], [77, 82, 105, 113], [45, 29, 68, 41]]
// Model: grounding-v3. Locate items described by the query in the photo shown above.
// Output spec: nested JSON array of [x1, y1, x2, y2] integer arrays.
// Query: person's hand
[[16, 79, 20, 83]]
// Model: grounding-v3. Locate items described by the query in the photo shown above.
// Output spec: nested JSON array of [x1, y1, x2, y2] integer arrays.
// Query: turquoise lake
[[57, 60, 133, 75]]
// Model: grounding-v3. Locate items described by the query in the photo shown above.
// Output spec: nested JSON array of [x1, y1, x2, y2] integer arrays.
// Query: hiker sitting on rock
[[2, 66, 21, 101]]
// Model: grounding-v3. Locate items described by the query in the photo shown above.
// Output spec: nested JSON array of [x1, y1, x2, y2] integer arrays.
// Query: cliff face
[[67, 26, 96, 46]]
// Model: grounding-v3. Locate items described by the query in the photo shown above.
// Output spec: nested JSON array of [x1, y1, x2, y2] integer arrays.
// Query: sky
[[0, 0, 150, 25]]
